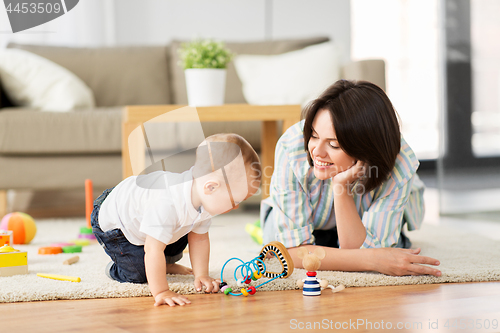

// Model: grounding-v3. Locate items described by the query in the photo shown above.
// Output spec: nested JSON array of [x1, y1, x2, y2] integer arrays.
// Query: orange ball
[[0, 212, 37, 244]]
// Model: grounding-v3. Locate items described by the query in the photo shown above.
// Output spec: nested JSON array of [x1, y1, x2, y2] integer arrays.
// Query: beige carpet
[[1, 212, 499, 303]]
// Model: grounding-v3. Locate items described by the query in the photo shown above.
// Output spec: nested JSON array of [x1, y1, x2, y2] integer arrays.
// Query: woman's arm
[[287, 245, 441, 276], [331, 160, 367, 248], [333, 186, 366, 248]]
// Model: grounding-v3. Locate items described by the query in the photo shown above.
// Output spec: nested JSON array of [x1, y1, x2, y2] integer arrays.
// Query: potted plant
[[179, 39, 235, 106]]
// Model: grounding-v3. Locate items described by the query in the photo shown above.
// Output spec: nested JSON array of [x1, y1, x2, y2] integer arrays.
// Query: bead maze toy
[[219, 241, 294, 296], [0, 244, 28, 277]]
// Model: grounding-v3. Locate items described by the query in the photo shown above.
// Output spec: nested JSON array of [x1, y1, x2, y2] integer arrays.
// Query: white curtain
[[0, 0, 116, 48]]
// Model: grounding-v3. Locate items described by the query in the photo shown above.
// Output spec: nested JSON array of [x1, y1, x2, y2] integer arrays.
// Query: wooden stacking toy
[[79, 179, 96, 240], [0, 244, 28, 277]]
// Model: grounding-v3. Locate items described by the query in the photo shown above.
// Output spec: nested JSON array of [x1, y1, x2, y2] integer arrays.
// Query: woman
[[261, 80, 440, 276]]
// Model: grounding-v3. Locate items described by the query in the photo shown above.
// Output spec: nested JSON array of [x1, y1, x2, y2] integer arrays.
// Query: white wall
[[113, 0, 267, 44], [272, 0, 351, 62], [1, 0, 351, 62], [114, 0, 350, 62], [0, 0, 116, 48]]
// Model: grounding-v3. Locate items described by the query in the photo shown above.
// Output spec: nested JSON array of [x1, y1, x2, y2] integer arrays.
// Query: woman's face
[[308, 108, 356, 180]]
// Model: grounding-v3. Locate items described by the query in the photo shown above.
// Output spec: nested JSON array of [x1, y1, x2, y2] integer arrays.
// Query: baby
[[91, 133, 261, 307]]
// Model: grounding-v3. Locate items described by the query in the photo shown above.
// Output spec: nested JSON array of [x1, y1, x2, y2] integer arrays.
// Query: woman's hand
[[369, 247, 442, 276], [194, 275, 220, 293], [332, 160, 366, 187], [154, 290, 191, 307]]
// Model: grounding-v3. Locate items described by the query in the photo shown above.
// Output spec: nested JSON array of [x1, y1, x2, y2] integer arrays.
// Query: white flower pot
[[185, 68, 227, 107]]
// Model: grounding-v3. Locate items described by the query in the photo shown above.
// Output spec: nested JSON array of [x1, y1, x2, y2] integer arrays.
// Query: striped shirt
[[261, 120, 425, 249]]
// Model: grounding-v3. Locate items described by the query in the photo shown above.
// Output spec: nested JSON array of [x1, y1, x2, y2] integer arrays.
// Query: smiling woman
[[303, 80, 401, 193], [260, 79, 434, 276]]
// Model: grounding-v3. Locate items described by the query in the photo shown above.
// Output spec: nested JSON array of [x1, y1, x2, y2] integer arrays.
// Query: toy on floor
[[0, 244, 28, 277], [63, 256, 79, 265], [61, 245, 82, 253], [69, 239, 91, 247], [38, 246, 63, 255], [38, 244, 83, 255], [79, 179, 96, 240], [245, 219, 263, 245], [51, 242, 75, 248], [37, 273, 81, 282], [0, 212, 37, 244], [219, 241, 294, 296], [0, 229, 13, 246], [296, 247, 345, 296]]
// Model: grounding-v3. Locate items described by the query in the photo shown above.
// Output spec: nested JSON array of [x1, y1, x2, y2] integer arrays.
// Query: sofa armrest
[[340, 59, 386, 91]]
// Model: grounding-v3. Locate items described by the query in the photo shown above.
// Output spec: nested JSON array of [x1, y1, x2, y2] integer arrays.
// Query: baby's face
[[202, 176, 257, 216]]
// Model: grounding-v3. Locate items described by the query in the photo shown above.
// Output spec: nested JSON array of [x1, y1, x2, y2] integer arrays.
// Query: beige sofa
[[0, 36, 385, 215]]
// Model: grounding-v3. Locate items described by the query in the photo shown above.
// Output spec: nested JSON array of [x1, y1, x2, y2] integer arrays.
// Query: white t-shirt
[[98, 168, 212, 246]]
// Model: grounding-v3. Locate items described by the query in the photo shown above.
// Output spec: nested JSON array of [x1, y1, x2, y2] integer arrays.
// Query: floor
[[3, 282, 500, 333]]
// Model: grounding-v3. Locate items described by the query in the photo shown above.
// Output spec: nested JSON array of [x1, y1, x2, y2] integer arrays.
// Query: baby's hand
[[154, 290, 191, 307], [194, 275, 220, 293]]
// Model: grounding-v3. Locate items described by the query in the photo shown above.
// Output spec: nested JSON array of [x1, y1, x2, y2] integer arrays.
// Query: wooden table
[[122, 104, 301, 199]]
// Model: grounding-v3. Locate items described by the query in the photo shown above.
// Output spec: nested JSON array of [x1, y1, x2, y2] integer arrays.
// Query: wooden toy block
[[69, 239, 90, 246], [63, 256, 79, 265], [38, 246, 63, 255], [0, 245, 28, 276], [0, 265, 28, 277], [0, 230, 13, 247], [0, 251, 27, 267]]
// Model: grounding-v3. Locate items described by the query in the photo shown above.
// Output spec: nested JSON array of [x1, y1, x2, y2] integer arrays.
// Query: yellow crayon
[[37, 273, 81, 282]]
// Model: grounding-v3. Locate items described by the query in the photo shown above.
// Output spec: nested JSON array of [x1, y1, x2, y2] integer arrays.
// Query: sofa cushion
[[0, 49, 95, 111], [169, 36, 330, 104], [0, 108, 122, 155], [0, 154, 122, 190], [7, 43, 171, 107], [234, 42, 340, 106]]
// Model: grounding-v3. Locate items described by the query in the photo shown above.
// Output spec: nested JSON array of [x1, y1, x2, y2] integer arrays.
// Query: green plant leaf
[[178, 39, 235, 69]]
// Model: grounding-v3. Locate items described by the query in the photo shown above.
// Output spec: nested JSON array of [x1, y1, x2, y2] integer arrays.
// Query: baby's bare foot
[[167, 263, 193, 275]]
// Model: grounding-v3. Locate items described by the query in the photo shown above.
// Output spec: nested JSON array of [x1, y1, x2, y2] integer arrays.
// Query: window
[[351, 0, 440, 160]]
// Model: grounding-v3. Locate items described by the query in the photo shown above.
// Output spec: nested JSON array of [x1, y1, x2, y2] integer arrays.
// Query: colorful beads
[[237, 279, 244, 287], [248, 286, 256, 295], [219, 281, 227, 289], [253, 271, 262, 279], [223, 287, 233, 295], [221, 285, 229, 293], [244, 277, 252, 284], [241, 288, 249, 296]]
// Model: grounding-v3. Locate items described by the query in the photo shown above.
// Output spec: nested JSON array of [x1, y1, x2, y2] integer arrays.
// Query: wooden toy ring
[[38, 246, 63, 255], [257, 241, 294, 279]]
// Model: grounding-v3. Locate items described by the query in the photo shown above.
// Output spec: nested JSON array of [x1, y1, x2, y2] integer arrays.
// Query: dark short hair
[[302, 80, 401, 192]]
